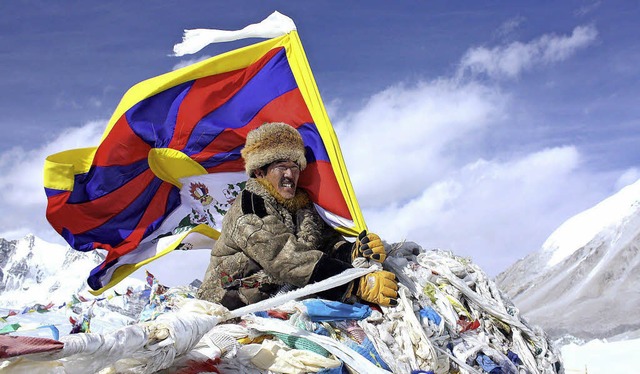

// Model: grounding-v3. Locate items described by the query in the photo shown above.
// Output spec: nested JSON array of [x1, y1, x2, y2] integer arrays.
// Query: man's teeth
[[282, 180, 294, 188]]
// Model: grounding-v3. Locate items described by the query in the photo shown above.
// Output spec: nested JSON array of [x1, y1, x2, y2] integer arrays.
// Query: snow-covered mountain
[[0, 234, 141, 308], [497, 178, 640, 339]]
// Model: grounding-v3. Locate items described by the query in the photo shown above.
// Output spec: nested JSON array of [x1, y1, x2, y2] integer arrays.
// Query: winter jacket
[[197, 178, 354, 309]]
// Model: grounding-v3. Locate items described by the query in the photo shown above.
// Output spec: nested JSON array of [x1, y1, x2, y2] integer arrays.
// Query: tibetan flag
[[43, 12, 366, 295]]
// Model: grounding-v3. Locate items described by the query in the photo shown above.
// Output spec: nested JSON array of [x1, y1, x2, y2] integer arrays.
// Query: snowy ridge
[[543, 179, 640, 267], [497, 178, 640, 339], [0, 234, 143, 308]]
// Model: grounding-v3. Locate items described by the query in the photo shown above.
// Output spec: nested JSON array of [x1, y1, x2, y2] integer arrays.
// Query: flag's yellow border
[[283, 32, 366, 236], [88, 224, 220, 296]]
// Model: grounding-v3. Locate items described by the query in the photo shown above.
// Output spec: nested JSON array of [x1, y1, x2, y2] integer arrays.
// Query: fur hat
[[241, 122, 307, 176]]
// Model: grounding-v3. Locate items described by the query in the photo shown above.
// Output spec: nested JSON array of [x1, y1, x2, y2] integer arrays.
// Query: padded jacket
[[197, 178, 353, 309]]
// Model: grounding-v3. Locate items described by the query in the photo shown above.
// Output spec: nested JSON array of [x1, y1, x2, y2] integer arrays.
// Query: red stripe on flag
[[205, 158, 245, 173], [191, 88, 313, 163], [251, 87, 314, 129], [45, 191, 72, 233], [45, 170, 157, 234], [93, 115, 151, 167], [103, 182, 175, 263], [299, 161, 352, 220], [170, 47, 285, 150]]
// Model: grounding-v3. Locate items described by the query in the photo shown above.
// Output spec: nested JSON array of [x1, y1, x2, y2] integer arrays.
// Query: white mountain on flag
[[496, 178, 640, 339]]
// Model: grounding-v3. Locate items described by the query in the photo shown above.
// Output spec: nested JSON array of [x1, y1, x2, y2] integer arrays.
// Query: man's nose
[[283, 168, 294, 178]]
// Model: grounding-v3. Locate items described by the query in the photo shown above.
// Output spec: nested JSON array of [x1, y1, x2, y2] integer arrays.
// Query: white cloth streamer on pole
[[173, 11, 297, 56]]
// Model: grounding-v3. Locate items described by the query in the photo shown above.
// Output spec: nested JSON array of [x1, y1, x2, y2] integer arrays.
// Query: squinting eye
[[275, 165, 299, 173]]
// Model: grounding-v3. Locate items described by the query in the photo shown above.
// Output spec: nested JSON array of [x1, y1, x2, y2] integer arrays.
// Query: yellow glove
[[351, 230, 387, 263], [356, 270, 398, 307]]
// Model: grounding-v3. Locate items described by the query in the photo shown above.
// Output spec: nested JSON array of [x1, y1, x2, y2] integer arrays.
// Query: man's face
[[258, 160, 300, 199]]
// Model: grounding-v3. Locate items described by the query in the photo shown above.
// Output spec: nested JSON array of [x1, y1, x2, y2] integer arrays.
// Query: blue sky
[[1, 1, 639, 284]]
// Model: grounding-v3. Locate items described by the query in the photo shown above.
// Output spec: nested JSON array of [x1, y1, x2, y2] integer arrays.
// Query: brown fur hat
[[241, 122, 307, 176]]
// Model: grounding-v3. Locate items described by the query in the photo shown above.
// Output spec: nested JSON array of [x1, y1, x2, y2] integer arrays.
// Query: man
[[197, 122, 398, 310]]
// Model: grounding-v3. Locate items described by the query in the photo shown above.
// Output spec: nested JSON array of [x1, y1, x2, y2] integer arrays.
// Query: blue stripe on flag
[[198, 145, 244, 169], [184, 48, 298, 156], [72, 179, 174, 247], [299, 123, 330, 163], [126, 81, 195, 148], [67, 160, 150, 203]]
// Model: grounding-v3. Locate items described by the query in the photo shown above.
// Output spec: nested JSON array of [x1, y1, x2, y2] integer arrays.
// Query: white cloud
[[539, 26, 599, 62], [330, 24, 613, 274], [0, 228, 33, 241], [54, 94, 82, 110], [459, 25, 598, 79], [574, 1, 601, 17], [0, 121, 104, 241], [334, 79, 507, 207], [328, 24, 617, 275], [359, 146, 614, 275], [494, 16, 526, 40], [615, 167, 640, 191], [89, 97, 103, 108]]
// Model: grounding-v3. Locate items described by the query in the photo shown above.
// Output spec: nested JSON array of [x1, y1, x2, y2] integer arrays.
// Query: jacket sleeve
[[294, 207, 355, 299], [296, 206, 355, 262]]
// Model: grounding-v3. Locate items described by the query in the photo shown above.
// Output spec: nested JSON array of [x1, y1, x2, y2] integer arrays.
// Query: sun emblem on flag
[[189, 182, 214, 206]]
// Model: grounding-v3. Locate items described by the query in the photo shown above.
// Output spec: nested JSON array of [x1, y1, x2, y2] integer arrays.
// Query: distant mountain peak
[[0, 234, 101, 307], [497, 178, 640, 339], [542, 178, 640, 268]]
